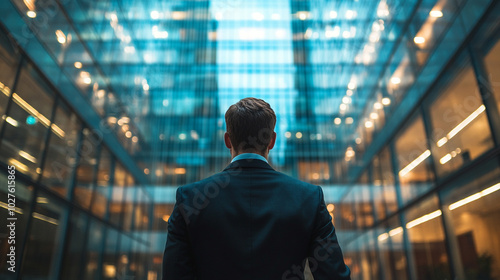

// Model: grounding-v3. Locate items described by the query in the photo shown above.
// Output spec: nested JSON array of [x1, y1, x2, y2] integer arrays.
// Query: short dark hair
[[225, 98, 276, 153]]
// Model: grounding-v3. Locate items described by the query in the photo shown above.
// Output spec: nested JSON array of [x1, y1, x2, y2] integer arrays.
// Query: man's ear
[[224, 132, 232, 149], [268, 131, 277, 150]]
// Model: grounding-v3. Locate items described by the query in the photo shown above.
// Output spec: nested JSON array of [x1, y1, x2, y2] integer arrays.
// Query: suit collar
[[223, 158, 275, 171]]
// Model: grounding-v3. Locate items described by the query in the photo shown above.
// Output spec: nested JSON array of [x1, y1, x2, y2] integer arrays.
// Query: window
[[405, 195, 450, 279], [379, 147, 398, 215], [21, 191, 64, 279], [372, 156, 387, 221], [483, 38, 500, 113], [428, 65, 494, 176], [376, 216, 408, 280], [60, 210, 88, 279], [0, 174, 32, 277], [441, 158, 500, 279], [0, 63, 55, 179], [122, 174, 135, 231], [395, 114, 434, 205], [0, 30, 19, 129], [74, 129, 100, 209], [109, 162, 126, 226], [41, 102, 80, 197], [91, 147, 112, 218], [83, 219, 104, 280], [103, 228, 119, 279]]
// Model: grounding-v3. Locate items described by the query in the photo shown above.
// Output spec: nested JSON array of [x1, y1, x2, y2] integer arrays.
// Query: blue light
[[26, 115, 37, 125]]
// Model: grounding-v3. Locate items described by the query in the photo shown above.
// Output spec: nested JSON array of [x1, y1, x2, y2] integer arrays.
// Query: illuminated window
[[429, 65, 494, 176]]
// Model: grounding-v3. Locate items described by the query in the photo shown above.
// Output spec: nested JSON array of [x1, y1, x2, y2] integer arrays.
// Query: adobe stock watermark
[[6, 165, 17, 273]]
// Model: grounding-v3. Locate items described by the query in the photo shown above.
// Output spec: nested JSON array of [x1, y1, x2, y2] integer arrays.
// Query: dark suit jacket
[[163, 159, 351, 280]]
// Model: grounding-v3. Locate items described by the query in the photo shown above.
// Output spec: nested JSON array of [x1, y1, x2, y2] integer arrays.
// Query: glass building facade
[[0, 0, 499, 279]]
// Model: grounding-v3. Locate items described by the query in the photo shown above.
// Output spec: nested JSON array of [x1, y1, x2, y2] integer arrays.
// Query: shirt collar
[[231, 153, 268, 163]]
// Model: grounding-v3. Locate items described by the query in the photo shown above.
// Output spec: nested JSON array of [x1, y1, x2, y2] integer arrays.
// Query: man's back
[[163, 159, 351, 280]]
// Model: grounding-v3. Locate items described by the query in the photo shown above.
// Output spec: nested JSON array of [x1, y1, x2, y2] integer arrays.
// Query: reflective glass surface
[[0, 0, 498, 279]]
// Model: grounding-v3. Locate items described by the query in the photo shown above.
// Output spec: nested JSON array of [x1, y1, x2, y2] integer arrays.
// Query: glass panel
[[429, 65, 494, 176], [40, 102, 80, 197], [83, 218, 103, 280], [109, 162, 126, 226], [122, 174, 135, 231], [60, 210, 88, 279], [0, 173, 32, 279], [379, 147, 398, 215], [0, 63, 55, 179], [483, 38, 500, 112], [103, 228, 119, 280], [0, 29, 19, 129], [395, 115, 434, 205], [21, 191, 64, 279], [377, 217, 409, 280], [372, 156, 387, 221], [91, 147, 111, 218], [405, 195, 450, 279], [74, 129, 100, 209], [441, 159, 500, 279]]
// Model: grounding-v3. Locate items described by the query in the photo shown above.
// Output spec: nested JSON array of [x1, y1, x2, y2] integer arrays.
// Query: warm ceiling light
[[285, 131, 291, 138], [5, 117, 19, 127], [348, 82, 356, 90], [296, 132, 303, 139], [26, 11, 37, 18], [19, 150, 37, 163], [83, 77, 92, 85], [339, 103, 347, 111], [125, 131, 132, 138], [297, 11, 309, 20], [171, 11, 187, 20], [374, 102, 383, 110], [327, 204, 335, 212], [414, 36, 425, 44], [334, 118, 341, 125], [370, 112, 379, 119], [429, 10, 443, 18], [56, 30, 66, 44], [365, 121, 373, 128], [449, 183, 500, 210], [174, 168, 186, 175], [390, 77, 401, 84], [124, 46, 135, 53], [150, 11, 160, 19], [399, 150, 431, 177], [346, 117, 354, 124], [345, 10, 357, 19], [74, 61, 82, 69], [382, 97, 391, 106], [329, 11, 337, 19]]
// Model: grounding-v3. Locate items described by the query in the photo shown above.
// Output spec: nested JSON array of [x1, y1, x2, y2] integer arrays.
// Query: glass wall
[[342, 4, 500, 279], [0, 25, 152, 280]]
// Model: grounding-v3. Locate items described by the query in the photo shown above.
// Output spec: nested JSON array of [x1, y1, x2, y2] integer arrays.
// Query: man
[[163, 98, 351, 280]]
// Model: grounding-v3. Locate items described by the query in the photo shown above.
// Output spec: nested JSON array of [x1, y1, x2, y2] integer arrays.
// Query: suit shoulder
[[178, 171, 230, 193], [274, 170, 321, 193]]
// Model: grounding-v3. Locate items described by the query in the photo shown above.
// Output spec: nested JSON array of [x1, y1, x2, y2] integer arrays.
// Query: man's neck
[[231, 151, 268, 161]]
